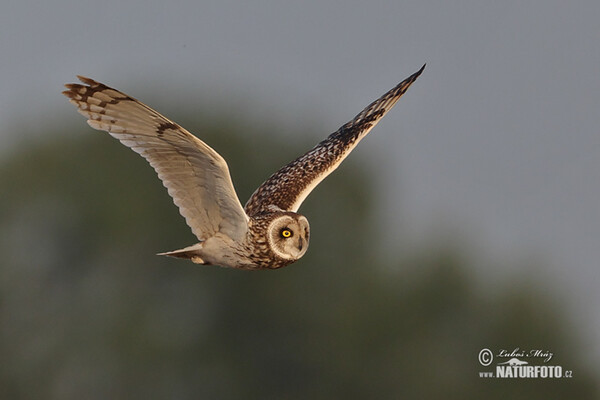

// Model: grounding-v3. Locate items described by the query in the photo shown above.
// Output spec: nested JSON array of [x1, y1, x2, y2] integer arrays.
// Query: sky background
[[2, 0, 599, 360]]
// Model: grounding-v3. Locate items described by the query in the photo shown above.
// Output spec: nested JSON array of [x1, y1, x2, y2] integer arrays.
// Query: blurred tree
[[0, 116, 597, 399]]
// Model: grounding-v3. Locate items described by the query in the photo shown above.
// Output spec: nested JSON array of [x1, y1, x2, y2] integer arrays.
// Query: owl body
[[158, 210, 310, 270], [63, 65, 423, 269]]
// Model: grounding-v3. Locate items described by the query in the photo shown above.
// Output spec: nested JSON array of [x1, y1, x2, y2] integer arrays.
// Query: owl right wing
[[63, 76, 249, 242], [245, 64, 425, 216]]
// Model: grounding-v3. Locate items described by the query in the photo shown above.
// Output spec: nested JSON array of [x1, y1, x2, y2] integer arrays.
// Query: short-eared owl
[[63, 65, 424, 270]]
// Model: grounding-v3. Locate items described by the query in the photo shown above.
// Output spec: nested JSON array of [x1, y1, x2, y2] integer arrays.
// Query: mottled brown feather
[[244, 64, 425, 215]]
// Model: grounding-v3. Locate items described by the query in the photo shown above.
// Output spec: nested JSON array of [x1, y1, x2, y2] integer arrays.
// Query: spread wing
[[244, 64, 425, 216], [63, 76, 249, 242]]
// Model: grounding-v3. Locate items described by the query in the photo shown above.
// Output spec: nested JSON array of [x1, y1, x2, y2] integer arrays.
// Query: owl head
[[253, 212, 310, 263]]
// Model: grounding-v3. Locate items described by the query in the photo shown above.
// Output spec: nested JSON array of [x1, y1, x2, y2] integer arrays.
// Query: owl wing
[[244, 64, 425, 215], [63, 76, 249, 242]]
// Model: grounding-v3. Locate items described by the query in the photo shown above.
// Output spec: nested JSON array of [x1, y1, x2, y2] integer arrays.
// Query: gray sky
[[2, 0, 600, 359]]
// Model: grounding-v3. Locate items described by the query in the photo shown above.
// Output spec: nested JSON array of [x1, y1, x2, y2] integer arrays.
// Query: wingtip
[[61, 88, 74, 98], [63, 75, 95, 93], [415, 63, 426, 77], [76, 75, 99, 86], [401, 64, 426, 85]]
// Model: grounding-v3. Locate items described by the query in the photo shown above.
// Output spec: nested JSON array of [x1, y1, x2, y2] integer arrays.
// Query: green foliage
[[0, 118, 597, 399]]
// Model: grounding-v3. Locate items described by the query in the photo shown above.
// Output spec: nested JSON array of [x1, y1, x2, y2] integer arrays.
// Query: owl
[[63, 65, 424, 270]]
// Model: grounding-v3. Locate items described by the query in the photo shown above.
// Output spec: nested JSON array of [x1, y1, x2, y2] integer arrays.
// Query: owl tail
[[157, 243, 206, 264]]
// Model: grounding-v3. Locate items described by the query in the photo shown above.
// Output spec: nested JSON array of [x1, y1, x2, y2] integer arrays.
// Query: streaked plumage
[[63, 65, 424, 269]]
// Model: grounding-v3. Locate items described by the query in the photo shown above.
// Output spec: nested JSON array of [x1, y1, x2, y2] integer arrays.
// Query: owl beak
[[298, 238, 304, 252]]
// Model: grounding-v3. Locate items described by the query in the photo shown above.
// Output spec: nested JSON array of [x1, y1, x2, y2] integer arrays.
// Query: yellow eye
[[281, 229, 293, 238]]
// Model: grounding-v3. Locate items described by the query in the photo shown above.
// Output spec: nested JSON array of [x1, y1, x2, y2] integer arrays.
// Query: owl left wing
[[63, 76, 249, 242], [244, 64, 425, 216]]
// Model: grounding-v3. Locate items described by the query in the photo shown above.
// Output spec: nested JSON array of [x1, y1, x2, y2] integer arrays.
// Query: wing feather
[[63, 76, 248, 241], [244, 64, 425, 215]]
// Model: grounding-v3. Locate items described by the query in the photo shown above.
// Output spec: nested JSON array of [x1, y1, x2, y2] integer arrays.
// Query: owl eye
[[280, 228, 293, 238]]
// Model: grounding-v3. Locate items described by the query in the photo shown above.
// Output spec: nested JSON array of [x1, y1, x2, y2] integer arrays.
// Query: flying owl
[[63, 65, 424, 270]]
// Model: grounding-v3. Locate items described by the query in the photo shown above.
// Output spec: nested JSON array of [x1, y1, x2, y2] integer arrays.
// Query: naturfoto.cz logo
[[478, 348, 574, 379]]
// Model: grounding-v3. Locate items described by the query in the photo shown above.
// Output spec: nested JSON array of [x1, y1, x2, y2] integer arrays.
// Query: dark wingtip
[[76, 75, 98, 86], [414, 63, 426, 78], [396, 63, 426, 90], [399, 64, 426, 88]]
